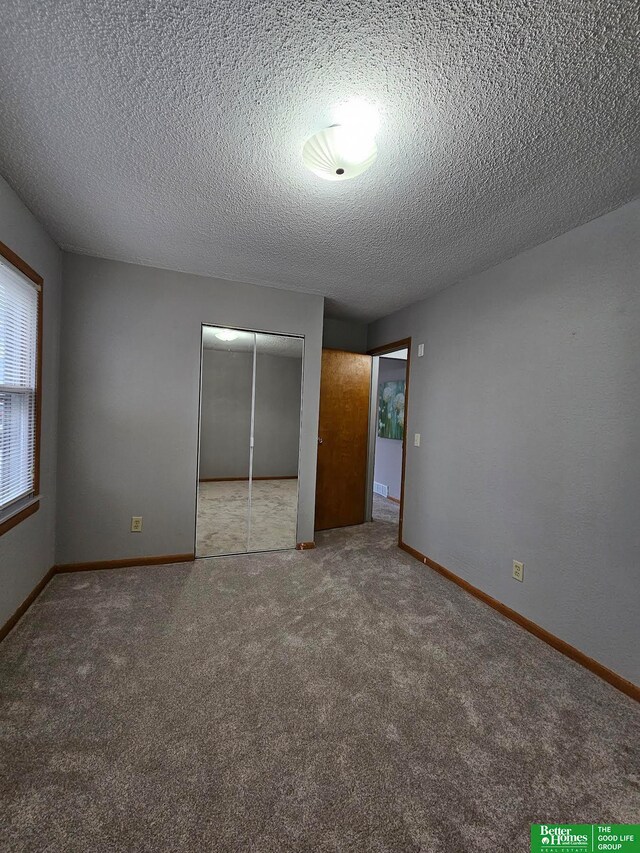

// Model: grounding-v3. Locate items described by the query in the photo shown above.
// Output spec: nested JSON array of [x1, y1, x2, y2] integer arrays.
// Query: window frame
[[0, 240, 43, 537]]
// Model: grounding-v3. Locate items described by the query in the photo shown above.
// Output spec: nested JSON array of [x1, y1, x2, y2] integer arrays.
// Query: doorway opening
[[367, 339, 411, 545], [195, 325, 304, 557]]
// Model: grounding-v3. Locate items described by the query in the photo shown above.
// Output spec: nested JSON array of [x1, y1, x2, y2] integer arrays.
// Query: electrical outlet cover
[[513, 560, 524, 582]]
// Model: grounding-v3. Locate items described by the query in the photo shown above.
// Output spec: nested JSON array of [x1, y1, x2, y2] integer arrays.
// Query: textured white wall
[[57, 254, 323, 562], [0, 177, 61, 625], [368, 198, 640, 685]]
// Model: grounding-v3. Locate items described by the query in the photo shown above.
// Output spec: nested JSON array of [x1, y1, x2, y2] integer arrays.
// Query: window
[[0, 241, 42, 535]]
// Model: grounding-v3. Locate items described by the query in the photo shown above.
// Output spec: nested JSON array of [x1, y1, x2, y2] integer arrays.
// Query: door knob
[[318, 437, 324, 444]]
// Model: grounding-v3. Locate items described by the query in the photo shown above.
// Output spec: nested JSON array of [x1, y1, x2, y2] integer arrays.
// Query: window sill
[[0, 498, 40, 537]]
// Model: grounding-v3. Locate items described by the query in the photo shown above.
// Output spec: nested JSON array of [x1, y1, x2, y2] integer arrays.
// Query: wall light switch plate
[[414, 433, 421, 447], [512, 560, 524, 582], [131, 516, 143, 532], [417, 344, 424, 357]]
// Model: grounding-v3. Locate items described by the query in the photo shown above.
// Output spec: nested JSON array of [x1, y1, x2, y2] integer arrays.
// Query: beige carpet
[[197, 478, 298, 556], [372, 493, 400, 524], [1, 504, 638, 851]]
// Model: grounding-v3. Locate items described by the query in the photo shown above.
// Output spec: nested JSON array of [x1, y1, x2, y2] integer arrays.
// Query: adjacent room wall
[[199, 350, 252, 480], [322, 317, 368, 353], [368, 198, 640, 685], [373, 358, 406, 500], [0, 177, 61, 626], [199, 349, 302, 479], [253, 352, 302, 479], [57, 254, 323, 562]]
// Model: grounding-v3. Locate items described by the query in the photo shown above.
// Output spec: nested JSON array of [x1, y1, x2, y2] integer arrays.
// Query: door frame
[[367, 337, 412, 547]]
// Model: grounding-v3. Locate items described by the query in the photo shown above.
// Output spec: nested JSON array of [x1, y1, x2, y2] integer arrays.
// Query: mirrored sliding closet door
[[196, 325, 303, 557]]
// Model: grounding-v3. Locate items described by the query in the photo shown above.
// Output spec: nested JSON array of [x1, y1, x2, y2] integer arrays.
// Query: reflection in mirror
[[197, 327, 254, 556], [196, 326, 303, 557], [250, 333, 303, 551]]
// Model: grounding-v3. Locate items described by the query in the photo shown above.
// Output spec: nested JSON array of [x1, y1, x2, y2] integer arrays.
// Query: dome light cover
[[215, 329, 239, 342], [302, 124, 378, 181]]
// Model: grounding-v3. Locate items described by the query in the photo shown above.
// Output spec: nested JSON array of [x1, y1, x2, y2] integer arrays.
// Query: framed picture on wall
[[378, 380, 405, 440]]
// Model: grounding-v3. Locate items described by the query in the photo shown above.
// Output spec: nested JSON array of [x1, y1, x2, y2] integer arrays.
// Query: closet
[[196, 325, 303, 556]]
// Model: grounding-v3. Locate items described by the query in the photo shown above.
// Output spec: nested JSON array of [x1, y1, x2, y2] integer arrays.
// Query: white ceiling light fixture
[[303, 100, 379, 182], [215, 329, 239, 341]]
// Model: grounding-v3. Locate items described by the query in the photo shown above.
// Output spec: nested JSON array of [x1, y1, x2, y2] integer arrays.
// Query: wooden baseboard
[[296, 542, 316, 550], [0, 566, 56, 643], [199, 476, 297, 482], [387, 495, 401, 504], [399, 542, 639, 703], [54, 553, 195, 573]]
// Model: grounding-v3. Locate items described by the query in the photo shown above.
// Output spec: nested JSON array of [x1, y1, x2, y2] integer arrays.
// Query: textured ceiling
[[1, 1, 639, 322]]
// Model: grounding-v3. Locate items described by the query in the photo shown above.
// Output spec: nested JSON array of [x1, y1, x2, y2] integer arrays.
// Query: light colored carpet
[[372, 493, 400, 524], [1, 510, 638, 852], [197, 478, 298, 556]]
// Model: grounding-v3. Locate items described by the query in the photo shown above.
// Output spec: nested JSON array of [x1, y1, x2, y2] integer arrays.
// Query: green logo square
[[531, 825, 640, 853]]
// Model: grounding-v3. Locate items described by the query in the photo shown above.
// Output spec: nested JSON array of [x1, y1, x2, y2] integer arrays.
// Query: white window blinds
[[0, 256, 39, 513]]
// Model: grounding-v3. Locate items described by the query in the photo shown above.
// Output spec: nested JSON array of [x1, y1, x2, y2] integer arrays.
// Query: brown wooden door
[[315, 349, 372, 531]]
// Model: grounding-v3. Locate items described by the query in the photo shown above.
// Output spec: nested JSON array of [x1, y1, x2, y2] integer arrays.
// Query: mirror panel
[[196, 326, 303, 557], [249, 333, 303, 551], [196, 326, 255, 556]]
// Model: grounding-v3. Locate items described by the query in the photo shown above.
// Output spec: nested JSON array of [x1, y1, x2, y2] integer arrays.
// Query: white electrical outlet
[[131, 516, 143, 532], [414, 433, 421, 447], [512, 560, 524, 582], [417, 343, 424, 357]]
